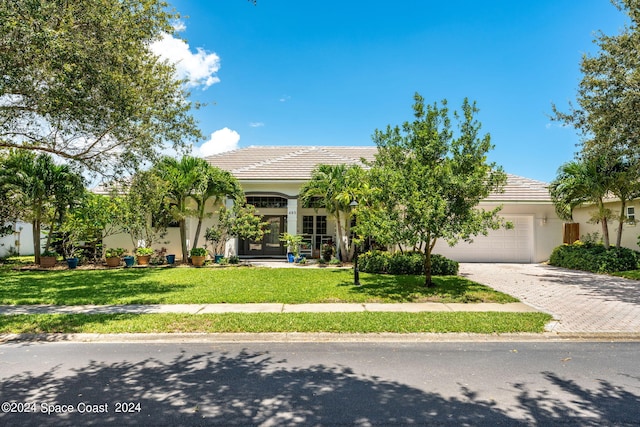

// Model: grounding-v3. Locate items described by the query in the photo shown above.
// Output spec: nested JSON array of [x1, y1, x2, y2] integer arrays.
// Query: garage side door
[[432, 215, 534, 263]]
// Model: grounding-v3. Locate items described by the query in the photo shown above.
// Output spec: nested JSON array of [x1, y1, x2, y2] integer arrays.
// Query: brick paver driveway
[[460, 263, 640, 334]]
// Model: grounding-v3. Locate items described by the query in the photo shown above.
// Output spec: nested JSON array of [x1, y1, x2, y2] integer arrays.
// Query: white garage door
[[433, 215, 534, 263]]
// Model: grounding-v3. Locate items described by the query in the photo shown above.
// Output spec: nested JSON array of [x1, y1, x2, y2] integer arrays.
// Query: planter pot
[[66, 257, 79, 269], [214, 254, 224, 264], [123, 256, 135, 268], [287, 253, 295, 263], [39, 256, 57, 268], [136, 255, 151, 266], [166, 254, 176, 265], [191, 255, 206, 267], [105, 257, 121, 267]]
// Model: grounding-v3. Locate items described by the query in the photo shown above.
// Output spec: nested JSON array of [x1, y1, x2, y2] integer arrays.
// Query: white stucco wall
[[0, 222, 35, 257], [572, 199, 640, 250]]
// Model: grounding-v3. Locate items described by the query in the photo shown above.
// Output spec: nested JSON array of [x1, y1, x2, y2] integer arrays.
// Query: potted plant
[[204, 226, 225, 264], [135, 247, 154, 266], [280, 232, 303, 263], [65, 249, 82, 269], [105, 247, 126, 267], [190, 247, 207, 267], [39, 250, 58, 268], [322, 243, 335, 262], [123, 254, 135, 268]]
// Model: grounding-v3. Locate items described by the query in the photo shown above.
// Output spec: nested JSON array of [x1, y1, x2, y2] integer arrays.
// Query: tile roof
[[206, 146, 378, 180], [206, 146, 551, 202]]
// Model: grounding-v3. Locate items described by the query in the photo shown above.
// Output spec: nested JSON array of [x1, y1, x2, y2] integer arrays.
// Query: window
[[627, 206, 636, 224], [302, 216, 314, 234], [246, 196, 287, 209], [316, 216, 327, 235]]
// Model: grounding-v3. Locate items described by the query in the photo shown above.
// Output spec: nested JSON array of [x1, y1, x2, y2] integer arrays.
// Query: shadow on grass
[[0, 269, 187, 305], [1, 347, 638, 426], [335, 271, 516, 303]]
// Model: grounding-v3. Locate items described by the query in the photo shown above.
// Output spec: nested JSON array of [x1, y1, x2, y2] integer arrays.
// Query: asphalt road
[[1, 341, 639, 426]]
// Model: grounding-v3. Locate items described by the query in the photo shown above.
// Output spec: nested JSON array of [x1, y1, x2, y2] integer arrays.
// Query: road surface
[[1, 341, 639, 426]]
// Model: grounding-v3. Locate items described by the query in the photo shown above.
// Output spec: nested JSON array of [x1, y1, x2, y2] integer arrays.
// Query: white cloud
[[279, 95, 291, 102], [249, 122, 265, 128], [194, 128, 240, 157], [150, 24, 221, 89]]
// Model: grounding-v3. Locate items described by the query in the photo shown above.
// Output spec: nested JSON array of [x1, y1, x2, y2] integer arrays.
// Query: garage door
[[433, 215, 534, 263]]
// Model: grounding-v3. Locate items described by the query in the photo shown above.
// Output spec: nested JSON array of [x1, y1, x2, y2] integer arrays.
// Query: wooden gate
[[562, 223, 579, 244]]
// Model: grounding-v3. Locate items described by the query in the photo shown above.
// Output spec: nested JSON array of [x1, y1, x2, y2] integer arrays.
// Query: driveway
[[460, 263, 640, 334]]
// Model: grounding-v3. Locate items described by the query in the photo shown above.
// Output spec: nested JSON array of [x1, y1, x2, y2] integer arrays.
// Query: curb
[[3, 332, 640, 344]]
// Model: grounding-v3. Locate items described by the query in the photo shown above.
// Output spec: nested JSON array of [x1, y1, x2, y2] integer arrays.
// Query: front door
[[240, 215, 286, 257]]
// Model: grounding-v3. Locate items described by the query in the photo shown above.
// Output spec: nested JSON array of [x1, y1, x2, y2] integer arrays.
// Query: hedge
[[548, 242, 639, 273], [358, 250, 459, 276]]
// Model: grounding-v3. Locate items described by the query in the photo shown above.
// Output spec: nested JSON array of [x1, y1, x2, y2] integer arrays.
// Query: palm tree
[[153, 156, 205, 263], [299, 163, 365, 262], [190, 165, 243, 250], [549, 157, 613, 248], [606, 158, 640, 248], [0, 151, 84, 263]]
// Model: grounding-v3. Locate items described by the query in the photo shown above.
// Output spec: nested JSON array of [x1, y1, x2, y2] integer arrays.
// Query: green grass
[[0, 312, 552, 334], [612, 270, 640, 280], [0, 266, 517, 305]]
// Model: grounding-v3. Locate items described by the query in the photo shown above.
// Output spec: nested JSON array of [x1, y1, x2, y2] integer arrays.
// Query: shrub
[[358, 250, 458, 276], [321, 243, 335, 262], [430, 254, 460, 276], [388, 252, 423, 275], [228, 255, 240, 264], [549, 243, 638, 273], [358, 250, 390, 273]]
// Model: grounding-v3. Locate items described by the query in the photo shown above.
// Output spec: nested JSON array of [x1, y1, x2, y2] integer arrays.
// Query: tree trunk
[[602, 217, 610, 249], [180, 219, 188, 263], [192, 217, 203, 250], [423, 238, 437, 288], [616, 200, 626, 248], [334, 210, 347, 261], [33, 218, 41, 264]]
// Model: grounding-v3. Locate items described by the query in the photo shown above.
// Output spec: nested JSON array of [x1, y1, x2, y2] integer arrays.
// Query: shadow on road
[[1, 348, 639, 426]]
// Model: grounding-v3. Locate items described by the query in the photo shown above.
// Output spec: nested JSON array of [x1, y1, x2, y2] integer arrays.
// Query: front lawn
[[0, 267, 517, 305], [0, 312, 551, 334]]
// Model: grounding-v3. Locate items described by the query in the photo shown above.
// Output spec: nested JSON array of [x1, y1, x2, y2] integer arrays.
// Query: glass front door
[[240, 215, 286, 256]]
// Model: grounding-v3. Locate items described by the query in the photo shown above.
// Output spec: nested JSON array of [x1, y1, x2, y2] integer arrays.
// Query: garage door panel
[[433, 216, 533, 263]]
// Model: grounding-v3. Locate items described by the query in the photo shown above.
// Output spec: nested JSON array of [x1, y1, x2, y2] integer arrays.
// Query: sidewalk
[[0, 302, 537, 315]]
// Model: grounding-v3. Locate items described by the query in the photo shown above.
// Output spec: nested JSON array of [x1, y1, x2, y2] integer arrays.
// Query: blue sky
[[159, 0, 629, 183]]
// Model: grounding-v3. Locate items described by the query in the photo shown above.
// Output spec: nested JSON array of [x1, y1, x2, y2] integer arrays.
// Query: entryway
[[239, 215, 286, 257]]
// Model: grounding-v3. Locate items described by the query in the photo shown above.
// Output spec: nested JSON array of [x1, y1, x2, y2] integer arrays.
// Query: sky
[[152, 0, 631, 183]]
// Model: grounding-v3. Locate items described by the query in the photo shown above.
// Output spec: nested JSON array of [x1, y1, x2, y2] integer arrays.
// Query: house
[[571, 199, 640, 249], [202, 146, 562, 263]]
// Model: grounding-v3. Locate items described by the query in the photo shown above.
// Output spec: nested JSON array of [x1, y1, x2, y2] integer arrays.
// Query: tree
[[364, 93, 507, 287], [121, 170, 172, 251], [0, 1, 201, 174], [0, 150, 85, 263], [299, 164, 366, 262], [205, 202, 269, 257], [606, 157, 640, 247], [190, 165, 243, 250], [61, 192, 128, 262], [549, 157, 613, 249], [551, 0, 640, 165], [550, 154, 640, 249]]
